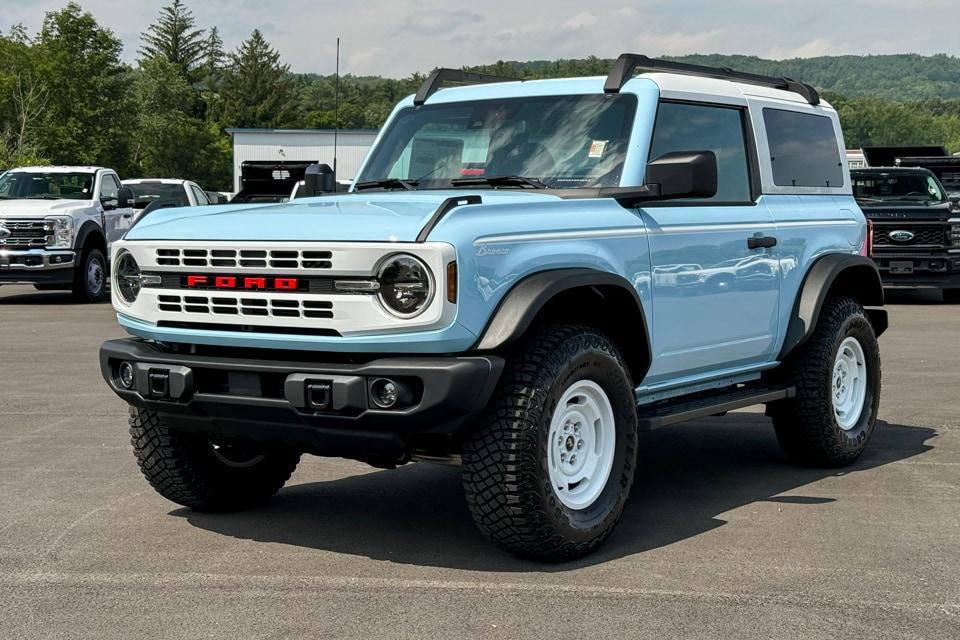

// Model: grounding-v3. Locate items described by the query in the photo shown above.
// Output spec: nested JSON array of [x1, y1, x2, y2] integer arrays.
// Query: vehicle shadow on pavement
[[884, 290, 947, 305], [0, 291, 76, 304], [177, 416, 935, 571]]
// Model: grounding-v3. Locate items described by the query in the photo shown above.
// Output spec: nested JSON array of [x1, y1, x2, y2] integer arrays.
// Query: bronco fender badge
[[888, 230, 915, 242]]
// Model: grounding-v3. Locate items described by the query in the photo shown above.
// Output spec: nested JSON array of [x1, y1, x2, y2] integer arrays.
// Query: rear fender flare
[[779, 254, 886, 360]]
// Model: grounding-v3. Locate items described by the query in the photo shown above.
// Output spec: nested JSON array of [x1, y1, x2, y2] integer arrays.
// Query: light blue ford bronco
[[100, 55, 887, 561]]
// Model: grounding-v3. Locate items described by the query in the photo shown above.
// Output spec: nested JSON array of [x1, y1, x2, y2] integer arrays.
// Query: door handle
[[747, 236, 777, 250]]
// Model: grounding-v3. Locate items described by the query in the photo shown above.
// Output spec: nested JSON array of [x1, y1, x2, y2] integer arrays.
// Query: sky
[[2, 0, 959, 77]]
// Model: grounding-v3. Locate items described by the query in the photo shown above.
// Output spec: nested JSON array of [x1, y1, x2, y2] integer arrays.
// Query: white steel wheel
[[832, 336, 867, 430], [547, 379, 617, 510]]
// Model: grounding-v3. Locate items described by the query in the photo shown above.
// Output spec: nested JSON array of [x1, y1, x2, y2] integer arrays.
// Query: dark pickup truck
[[852, 166, 960, 302]]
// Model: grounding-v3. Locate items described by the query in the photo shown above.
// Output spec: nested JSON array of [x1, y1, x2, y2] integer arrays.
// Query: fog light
[[118, 362, 135, 389], [370, 378, 400, 409]]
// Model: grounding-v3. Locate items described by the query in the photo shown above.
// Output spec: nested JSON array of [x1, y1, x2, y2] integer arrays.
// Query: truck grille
[[155, 248, 333, 269], [871, 223, 948, 247], [0, 219, 52, 247], [157, 294, 334, 319]]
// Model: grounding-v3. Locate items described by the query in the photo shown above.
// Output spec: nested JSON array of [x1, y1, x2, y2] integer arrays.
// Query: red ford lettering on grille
[[185, 275, 300, 291]]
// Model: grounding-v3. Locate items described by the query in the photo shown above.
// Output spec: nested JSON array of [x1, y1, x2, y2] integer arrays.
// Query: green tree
[[217, 30, 295, 128], [33, 3, 134, 171], [0, 28, 49, 168], [138, 0, 207, 81], [132, 57, 231, 188]]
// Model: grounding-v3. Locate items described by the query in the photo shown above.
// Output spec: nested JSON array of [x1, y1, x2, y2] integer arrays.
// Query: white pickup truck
[[121, 178, 212, 220], [0, 166, 134, 301]]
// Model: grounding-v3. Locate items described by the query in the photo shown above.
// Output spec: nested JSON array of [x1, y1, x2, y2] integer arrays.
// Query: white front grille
[[155, 247, 333, 269], [157, 294, 334, 319], [115, 240, 458, 337]]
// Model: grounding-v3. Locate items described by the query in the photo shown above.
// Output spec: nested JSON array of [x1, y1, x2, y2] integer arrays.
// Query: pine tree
[[204, 26, 224, 71], [218, 30, 295, 128], [138, 0, 206, 80]]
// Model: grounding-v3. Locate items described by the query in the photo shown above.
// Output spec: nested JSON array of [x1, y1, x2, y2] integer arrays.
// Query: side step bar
[[636, 384, 795, 431]]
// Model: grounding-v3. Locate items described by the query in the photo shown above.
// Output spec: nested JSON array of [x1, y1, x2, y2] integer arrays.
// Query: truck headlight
[[45, 216, 73, 248], [114, 250, 142, 304], [377, 253, 433, 317], [950, 221, 960, 246]]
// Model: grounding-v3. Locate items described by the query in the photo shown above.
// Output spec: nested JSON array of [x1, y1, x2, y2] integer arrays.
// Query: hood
[[859, 200, 953, 222], [125, 191, 562, 242], [0, 199, 94, 217]]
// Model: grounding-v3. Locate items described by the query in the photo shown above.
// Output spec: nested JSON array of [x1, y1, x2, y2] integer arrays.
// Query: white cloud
[[1, 0, 958, 77]]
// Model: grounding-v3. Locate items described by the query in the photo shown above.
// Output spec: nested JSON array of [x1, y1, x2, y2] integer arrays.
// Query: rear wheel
[[461, 325, 638, 561], [767, 296, 881, 467], [129, 407, 301, 511], [72, 247, 108, 303]]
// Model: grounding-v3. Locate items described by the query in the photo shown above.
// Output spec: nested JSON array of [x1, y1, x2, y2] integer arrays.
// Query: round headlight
[[377, 254, 433, 317], [115, 250, 142, 304]]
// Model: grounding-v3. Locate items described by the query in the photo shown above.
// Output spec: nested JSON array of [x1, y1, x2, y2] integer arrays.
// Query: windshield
[[126, 183, 189, 209], [0, 171, 94, 200], [852, 171, 946, 204], [357, 94, 637, 189]]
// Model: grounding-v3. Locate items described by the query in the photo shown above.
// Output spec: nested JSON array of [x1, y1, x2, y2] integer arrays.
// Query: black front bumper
[[873, 254, 960, 289], [100, 339, 504, 462]]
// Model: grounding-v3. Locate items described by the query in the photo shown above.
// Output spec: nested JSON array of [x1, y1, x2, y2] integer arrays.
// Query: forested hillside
[[1, 2, 958, 190]]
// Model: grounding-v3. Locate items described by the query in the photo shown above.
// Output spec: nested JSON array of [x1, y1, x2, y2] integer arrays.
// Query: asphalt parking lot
[[0, 284, 957, 639]]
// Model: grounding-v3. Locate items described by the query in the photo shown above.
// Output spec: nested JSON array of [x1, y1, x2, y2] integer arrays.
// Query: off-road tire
[[72, 247, 108, 303], [943, 289, 960, 304], [461, 325, 638, 561], [129, 407, 301, 511], [767, 296, 881, 467]]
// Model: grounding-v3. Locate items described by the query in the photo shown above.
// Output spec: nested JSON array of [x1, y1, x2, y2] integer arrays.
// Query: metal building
[[226, 128, 380, 193]]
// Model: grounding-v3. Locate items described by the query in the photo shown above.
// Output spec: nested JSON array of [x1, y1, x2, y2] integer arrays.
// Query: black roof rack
[[414, 68, 518, 105], [603, 54, 820, 105]]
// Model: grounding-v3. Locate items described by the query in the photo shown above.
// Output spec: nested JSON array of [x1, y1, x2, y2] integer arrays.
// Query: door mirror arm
[[600, 150, 718, 208]]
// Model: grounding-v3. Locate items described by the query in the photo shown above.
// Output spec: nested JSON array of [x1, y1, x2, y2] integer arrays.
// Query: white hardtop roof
[[416, 72, 831, 110], [121, 178, 189, 184], [11, 165, 108, 173]]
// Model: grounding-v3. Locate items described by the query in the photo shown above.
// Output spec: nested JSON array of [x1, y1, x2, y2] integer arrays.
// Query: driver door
[[641, 100, 781, 386], [98, 173, 132, 248]]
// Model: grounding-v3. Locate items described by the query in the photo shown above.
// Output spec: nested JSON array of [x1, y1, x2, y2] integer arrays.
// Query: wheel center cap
[[565, 436, 575, 451]]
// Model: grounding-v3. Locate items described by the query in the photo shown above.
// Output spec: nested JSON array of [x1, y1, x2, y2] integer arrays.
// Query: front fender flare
[[473, 268, 650, 356], [779, 253, 886, 360]]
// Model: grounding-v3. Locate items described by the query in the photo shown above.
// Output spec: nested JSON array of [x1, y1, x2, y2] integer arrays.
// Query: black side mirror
[[302, 163, 336, 197], [117, 187, 133, 209], [645, 150, 718, 199], [599, 150, 718, 207]]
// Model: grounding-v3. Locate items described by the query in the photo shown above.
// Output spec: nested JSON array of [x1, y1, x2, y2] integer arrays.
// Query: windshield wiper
[[353, 178, 418, 191], [451, 175, 547, 189], [33, 195, 64, 200]]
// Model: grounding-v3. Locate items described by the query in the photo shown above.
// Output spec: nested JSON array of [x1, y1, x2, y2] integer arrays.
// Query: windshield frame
[[0, 170, 97, 201], [354, 92, 640, 192], [851, 169, 947, 205]]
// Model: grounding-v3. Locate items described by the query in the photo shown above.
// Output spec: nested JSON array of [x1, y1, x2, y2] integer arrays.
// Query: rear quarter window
[[763, 108, 844, 188]]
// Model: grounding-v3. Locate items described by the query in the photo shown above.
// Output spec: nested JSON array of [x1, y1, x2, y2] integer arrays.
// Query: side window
[[99, 174, 120, 202], [190, 185, 208, 205], [763, 108, 843, 187], [649, 102, 752, 202]]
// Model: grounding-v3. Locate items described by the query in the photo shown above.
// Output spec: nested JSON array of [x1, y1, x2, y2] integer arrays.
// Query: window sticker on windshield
[[588, 140, 608, 159]]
